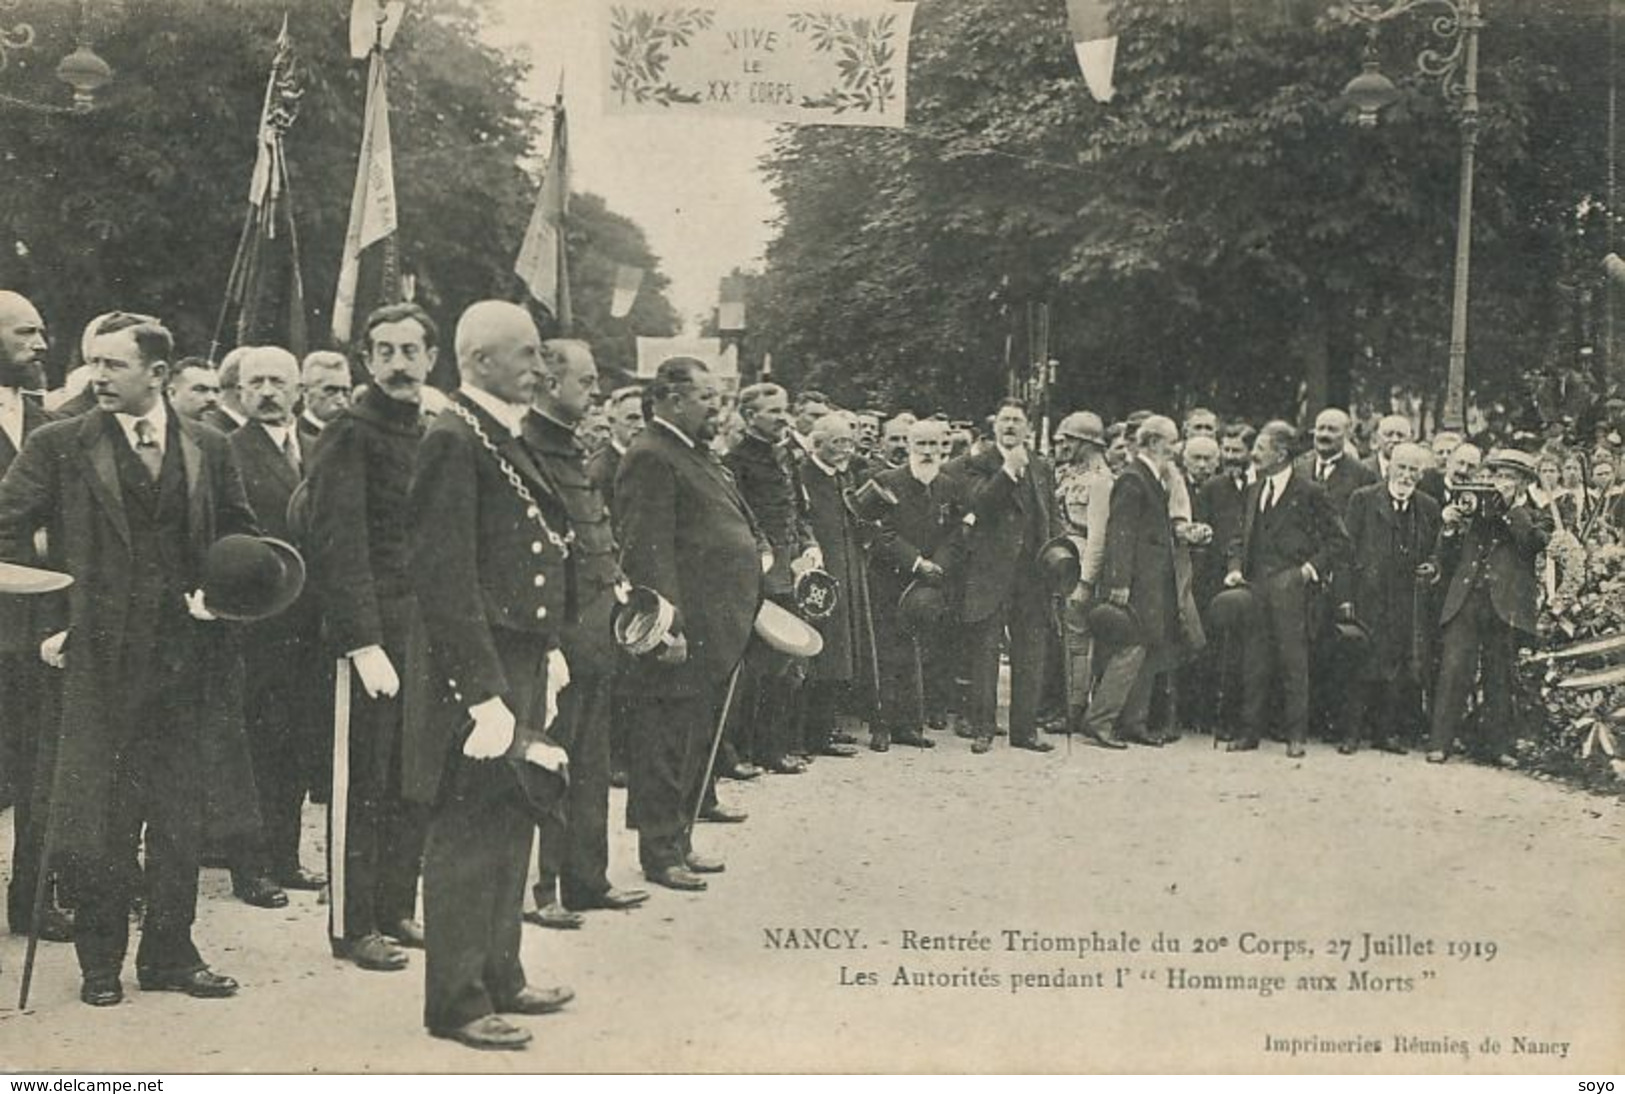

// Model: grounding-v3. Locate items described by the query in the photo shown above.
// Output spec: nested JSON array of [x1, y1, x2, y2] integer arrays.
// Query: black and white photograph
[[0, 0, 1622, 1076]]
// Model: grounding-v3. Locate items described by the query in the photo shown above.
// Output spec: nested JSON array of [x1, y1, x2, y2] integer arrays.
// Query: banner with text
[[603, 1, 917, 128]]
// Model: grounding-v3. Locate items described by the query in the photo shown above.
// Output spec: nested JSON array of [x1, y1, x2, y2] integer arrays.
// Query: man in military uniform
[[305, 303, 434, 972], [525, 340, 649, 928], [407, 301, 575, 1051], [1049, 411, 1119, 746]]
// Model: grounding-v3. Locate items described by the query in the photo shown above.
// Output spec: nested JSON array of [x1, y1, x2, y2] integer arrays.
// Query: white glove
[[184, 589, 217, 621], [464, 696, 516, 759], [39, 630, 67, 669], [760, 548, 775, 574], [349, 644, 400, 699]]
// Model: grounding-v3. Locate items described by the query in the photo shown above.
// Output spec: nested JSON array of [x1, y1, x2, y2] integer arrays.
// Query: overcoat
[[799, 458, 870, 683], [1338, 482, 1442, 681], [949, 445, 1061, 623]]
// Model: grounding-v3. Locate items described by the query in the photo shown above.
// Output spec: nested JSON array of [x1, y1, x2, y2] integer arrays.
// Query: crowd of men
[[0, 286, 1618, 1051]]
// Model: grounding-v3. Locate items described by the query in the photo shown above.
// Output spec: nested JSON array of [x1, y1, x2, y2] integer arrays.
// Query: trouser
[[535, 672, 612, 909], [1081, 643, 1154, 740], [2, 652, 55, 929], [628, 686, 721, 873], [1429, 586, 1516, 757], [1058, 590, 1093, 716], [1238, 568, 1312, 747], [329, 675, 427, 943], [73, 689, 206, 981], [607, 678, 634, 778], [967, 581, 1052, 744], [730, 631, 802, 766], [801, 679, 848, 753], [242, 675, 309, 878], [1342, 676, 1427, 746], [422, 628, 558, 1033]]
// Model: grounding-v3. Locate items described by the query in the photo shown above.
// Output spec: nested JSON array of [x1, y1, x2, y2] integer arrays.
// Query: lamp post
[[1339, 0, 1483, 432], [0, 5, 112, 114]]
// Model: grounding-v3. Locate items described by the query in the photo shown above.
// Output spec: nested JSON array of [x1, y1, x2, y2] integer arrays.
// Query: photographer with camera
[[1424, 449, 1552, 766]]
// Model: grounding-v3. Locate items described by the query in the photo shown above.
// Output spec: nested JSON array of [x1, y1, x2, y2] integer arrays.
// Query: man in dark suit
[[866, 419, 965, 751], [953, 397, 1061, 754], [1296, 407, 1380, 741], [724, 382, 819, 775], [0, 312, 258, 1006], [306, 303, 435, 973], [0, 291, 70, 942], [297, 350, 353, 456], [1225, 420, 1350, 757], [1188, 422, 1254, 740], [1335, 442, 1441, 754], [1362, 414, 1414, 482], [166, 358, 223, 424], [586, 384, 644, 787], [1088, 416, 1182, 747], [617, 357, 761, 892], [406, 301, 576, 1051], [797, 413, 870, 759], [1425, 448, 1550, 765], [199, 347, 249, 434], [525, 341, 648, 929], [228, 347, 325, 893]]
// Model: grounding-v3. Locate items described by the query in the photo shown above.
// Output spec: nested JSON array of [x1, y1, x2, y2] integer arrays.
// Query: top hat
[[754, 599, 824, 659], [0, 560, 72, 596], [1087, 600, 1141, 649], [611, 584, 679, 657], [793, 567, 840, 621], [202, 535, 305, 622], [845, 479, 899, 524], [1037, 536, 1082, 595], [897, 579, 948, 637], [1205, 585, 1256, 634]]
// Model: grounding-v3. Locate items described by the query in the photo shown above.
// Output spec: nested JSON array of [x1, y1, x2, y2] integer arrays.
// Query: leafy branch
[[608, 5, 715, 106], [789, 11, 899, 116]]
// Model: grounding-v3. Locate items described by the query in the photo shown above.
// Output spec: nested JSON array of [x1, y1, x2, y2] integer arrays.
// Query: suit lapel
[[79, 412, 131, 547], [178, 418, 207, 550], [250, 422, 301, 492]]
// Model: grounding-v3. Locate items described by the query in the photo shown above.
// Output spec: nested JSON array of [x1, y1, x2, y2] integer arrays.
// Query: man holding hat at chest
[[0, 312, 265, 1006]]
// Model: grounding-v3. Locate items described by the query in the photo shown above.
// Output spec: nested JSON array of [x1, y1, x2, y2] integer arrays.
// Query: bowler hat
[[754, 599, 824, 659], [1087, 600, 1141, 649], [896, 579, 948, 637], [1205, 586, 1256, 634], [201, 535, 305, 622], [845, 479, 899, 524], [1037, 535, 1082, 595]]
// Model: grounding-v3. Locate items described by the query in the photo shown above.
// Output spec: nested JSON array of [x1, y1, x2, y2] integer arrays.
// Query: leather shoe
[[970, 737, 992, 755], [1226, 739, 1259, 753], [610, 768, 629, 788], [953, 723, 980, 740], [80, 974, 123, 1007], [1375, 737, 1409, 755], [275, 867, 326, 891], [718, 762, 762, 781], [761, 756, 807, 774], [431, 1014, 532, 1051], [685, 852, 725, 874], [1337, 741, 1358, 755], [831, 729, 859, 745], [1426, 750, 1448, 764], [699, 803, 748, 823], [232, 875, 288, 909], [868, 732, 890, 753], [389, 918, 426, 948], [14, 903, 75, 943], [1286, 743, 1307, 759], [138, 966, 238, 998], [1012, 738, 1055, 753], [571, 887, 649, 911], [816, 743, 860, 757], [892, 731, 935, 748], [1117, 732, 1165, 747], [338, 932, 409, 971], [524, 902, 584, 930], [500, 984, 575, 1015], [646, 865, 707, 891], [1085, 731, 1129, 751]]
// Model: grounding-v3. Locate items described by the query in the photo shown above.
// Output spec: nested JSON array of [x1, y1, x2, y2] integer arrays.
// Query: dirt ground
[[1, 723, 1622, 1074]]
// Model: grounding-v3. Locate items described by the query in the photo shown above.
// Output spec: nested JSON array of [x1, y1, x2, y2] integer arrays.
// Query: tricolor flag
[[516, 97, 572, 332], [331, 47, 399, 346], [610, 264, 644, 319], [1065, 0, 1117, 104]]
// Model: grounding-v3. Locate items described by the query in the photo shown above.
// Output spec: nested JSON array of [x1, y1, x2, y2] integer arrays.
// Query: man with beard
[[407, 301, 576, 1050], [166, 358, 223, 423], [724, 382, 820, 776], [865, 418, 966, 750], [617, 357, 761, 891], [306, 303, 435, 972], [1335, 442, 1441, 754], [1225, 421, 1350, 757], [228, 347, 326, 896], [297, 351, 353, 454], [525, 339, 649, 929], [1188, 422, 1255, 739], [797, 413, 870, 759], [0, 291, 70, 942], [955, 398, 1061, 754], [0, 312, 259, 1005]]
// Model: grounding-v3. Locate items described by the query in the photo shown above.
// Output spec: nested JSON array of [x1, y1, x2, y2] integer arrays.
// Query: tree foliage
[[754, 0, 1617, 425], [0, 0, 677, 382]]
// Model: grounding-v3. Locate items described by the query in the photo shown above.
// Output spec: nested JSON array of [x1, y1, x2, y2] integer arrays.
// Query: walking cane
[[18, 725, 67, 1010], [329, 658, 351, 946], [689, 660, 745, 835], [855, 559, 884, 731]]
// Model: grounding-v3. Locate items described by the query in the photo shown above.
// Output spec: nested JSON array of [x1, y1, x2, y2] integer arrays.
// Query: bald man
[[406, 300, 576, 1050], [0, 291, 70, 941], [1364, 414, 1414, 482], [201, 346, 251, 434]]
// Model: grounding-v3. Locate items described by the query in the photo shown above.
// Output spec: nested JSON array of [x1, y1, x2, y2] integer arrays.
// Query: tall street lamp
[[0, 5, 112, 114], [1339, 0, 1483, 432]]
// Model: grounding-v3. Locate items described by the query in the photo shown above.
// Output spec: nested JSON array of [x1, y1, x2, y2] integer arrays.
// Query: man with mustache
[[1335, 442, 1441, 754], [200, 347, 250, 434], [1189, 421, 1255, 740], [166, 358, 223, 424], [880, 413, 914, 470], [305, 303, 435, 972], [616, 357, 761, 891], [0, 290, 71, 943], [297, 351, 353, 455]]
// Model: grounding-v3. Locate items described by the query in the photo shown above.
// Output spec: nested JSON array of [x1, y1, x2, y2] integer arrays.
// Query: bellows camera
[[1446, 480, 1507, 521]]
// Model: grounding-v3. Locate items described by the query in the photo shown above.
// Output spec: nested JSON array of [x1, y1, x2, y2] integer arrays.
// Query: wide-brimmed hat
[[754, 599, 824, 658], [845, 479, 899, 524], [897, 579, 949, 636], [201, 535, 305, 621], [611, 585, 679, 657], [1037, 535, 1082, 594], [1483, 448, 1538, 480], [0, 560, 72, 595], [1087, 601, 1141, 649]]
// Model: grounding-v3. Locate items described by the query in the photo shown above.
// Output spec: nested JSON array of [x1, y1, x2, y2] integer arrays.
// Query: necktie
[[133, 419, 162, 480], [1318, 460, 1333, 482], [283, 432, 302, 475], [1260, 478, 1275, 513]]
